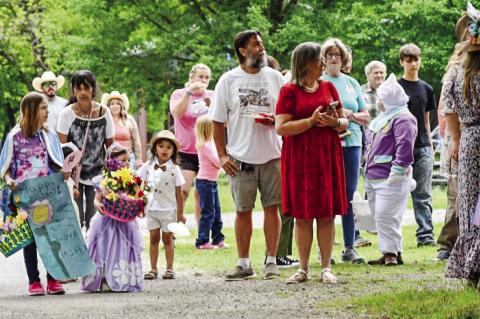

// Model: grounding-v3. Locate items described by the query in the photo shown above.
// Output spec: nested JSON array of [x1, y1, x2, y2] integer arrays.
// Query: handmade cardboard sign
[[14, 173, 95, 279]]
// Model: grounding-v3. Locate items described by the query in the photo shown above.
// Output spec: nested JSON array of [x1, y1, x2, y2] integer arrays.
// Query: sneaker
[[436, 250, 450, 261], [263, 263, 280, 280], [46, 279, 65, 295], [341, 248, 365, 264], [276, 256, 299, 269], [28, 282, 46, 296], [417, 241, 436, 248], [320, 268, 337, 284], [196, 242, 215, 250], [225, 266, 256, 281], [213, 241, 229, 249], [354, 237, 372, 248]]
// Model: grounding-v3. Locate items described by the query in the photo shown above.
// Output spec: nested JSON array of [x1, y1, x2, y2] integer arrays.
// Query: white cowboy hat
[[32, 71, 65, 92], [101, 91, 130, 111]]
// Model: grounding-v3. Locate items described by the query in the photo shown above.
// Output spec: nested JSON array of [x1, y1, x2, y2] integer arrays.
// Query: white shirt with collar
[[137, 159, 185, 212]]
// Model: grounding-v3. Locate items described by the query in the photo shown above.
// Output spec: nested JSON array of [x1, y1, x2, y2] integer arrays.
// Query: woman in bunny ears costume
[[363, 73, 417, 266]]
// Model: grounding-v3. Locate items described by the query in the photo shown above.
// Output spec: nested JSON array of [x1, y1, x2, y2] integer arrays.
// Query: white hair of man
[[364, 60, 387, 78]]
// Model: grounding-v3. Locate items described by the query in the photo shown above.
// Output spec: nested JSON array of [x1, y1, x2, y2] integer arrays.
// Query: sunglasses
[[41, 81, 57, 88]]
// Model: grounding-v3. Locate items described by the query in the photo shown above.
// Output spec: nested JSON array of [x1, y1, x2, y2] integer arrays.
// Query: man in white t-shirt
[[209, 30, 284, 281], [32, 71, 68, 131]]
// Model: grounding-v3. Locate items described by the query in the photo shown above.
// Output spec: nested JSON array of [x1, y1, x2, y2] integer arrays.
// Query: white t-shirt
[[46, 95, 68, 132], [209, 66, 284, 164], [137, 159, 185, 212]]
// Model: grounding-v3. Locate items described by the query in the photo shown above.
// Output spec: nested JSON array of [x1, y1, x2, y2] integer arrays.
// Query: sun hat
[[377, 73, 409, 107], [101, 91, 130, 111], [149, 130, 180, 150], [32, 71, 65, 92]]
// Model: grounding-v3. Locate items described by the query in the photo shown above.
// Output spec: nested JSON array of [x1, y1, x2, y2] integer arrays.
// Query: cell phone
[[327, 101, 339, 112]]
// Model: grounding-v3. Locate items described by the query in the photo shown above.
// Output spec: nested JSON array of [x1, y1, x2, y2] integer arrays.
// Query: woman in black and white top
[[57, 70, 114, 230]]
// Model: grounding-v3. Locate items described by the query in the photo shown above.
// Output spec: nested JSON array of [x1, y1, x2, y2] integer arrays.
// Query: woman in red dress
[[275, 42, 348, 284]]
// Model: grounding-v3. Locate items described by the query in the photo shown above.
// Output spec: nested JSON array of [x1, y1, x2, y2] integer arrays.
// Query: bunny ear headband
[[459, 2, 480, 52]]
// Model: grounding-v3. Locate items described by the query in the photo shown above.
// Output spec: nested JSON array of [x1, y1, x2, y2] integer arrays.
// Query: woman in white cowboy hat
[[101, 91, 142, 169], [32, 71, 67, 131]]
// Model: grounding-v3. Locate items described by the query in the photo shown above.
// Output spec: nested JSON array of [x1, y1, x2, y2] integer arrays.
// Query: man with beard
[[32, 71, 68, 131], [209, 30, 284, 281]]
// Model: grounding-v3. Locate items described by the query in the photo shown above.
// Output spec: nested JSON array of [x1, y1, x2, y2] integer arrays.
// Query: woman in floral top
[[0, 92, 65, 296]]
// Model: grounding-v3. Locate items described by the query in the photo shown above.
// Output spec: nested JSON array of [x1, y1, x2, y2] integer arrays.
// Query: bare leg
[[162, 232, 175, 270], [263, 205, 281, 257], [317, 218, 335, 269], [182, 169, 200, 226], [149, 229, 160, 271], [295, 219, 314, 271], [235, 211, 253, 258]]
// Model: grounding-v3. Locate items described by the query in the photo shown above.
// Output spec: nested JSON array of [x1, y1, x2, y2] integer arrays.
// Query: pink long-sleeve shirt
[[196, 140, 221, 181]]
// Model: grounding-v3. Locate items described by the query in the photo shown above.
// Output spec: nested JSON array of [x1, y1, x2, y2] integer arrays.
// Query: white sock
[[238, 258, 250, 268], [266, 256, 276, 265]]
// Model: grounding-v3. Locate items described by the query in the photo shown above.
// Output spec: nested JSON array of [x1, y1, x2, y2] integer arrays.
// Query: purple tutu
[[80, 213, 143, 292]]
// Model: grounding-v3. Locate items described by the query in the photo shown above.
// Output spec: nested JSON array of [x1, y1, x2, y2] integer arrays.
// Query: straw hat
[[101, 91, 130, 111], [149, 130, 180, 150], [32, 71, 65, 92]]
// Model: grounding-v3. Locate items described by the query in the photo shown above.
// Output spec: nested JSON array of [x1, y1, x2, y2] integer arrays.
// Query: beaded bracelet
[[334, 119, 341, 129]]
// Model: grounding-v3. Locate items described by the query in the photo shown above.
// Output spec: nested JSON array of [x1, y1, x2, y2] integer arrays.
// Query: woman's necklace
[[76, 102, 93, 118], [303, 80, 319, 93]]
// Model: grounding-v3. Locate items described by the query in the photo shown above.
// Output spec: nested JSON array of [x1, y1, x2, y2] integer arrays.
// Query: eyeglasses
[[41, 81, 57, 88], [326, 53, 342, 59]]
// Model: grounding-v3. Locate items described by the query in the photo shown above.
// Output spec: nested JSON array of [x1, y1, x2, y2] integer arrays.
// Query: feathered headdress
[[467, 1, 480, 44]]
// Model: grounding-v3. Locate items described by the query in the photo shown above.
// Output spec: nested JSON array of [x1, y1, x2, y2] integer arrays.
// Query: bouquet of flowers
[[0, 209, 34, 257], [99, 158, 149, 222]]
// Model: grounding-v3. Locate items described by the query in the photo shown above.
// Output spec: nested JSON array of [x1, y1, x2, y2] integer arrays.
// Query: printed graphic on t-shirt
[[190, 99, 208, 116], [238, 85, 272, 118]]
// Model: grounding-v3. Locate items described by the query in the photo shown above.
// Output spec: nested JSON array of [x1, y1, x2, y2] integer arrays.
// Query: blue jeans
[[195, 179, 225, 246], [412, 146, 434, 243], [342, 146, 361, 248]]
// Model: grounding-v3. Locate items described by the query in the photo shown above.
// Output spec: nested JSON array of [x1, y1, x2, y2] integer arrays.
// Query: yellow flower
[[111, 167, 134, 188]]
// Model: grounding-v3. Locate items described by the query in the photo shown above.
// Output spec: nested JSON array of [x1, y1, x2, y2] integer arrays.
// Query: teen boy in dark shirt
[[398, 43, 436, 247]]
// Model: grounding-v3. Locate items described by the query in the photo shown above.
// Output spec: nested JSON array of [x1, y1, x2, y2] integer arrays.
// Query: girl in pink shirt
[[194, 115, 225, 249]]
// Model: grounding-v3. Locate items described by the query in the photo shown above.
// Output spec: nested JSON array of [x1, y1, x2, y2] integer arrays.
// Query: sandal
[[144, 270, 158, 280], [320, 268, 337, 284], [286, 269, 308, 284], [162, 269, 175, 280]]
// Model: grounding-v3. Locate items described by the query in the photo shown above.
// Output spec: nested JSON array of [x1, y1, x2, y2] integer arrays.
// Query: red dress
[[276, 81, 348, 219]]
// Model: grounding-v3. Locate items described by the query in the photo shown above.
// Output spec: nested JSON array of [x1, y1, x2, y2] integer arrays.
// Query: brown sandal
[[144, 270, 158, 280], [162, 269, 175, 280], [286, 269, 308, 284]]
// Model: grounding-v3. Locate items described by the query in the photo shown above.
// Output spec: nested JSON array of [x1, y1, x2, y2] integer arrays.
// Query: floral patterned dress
[[444, 68, 480, 281], [80, 175, 143, 292]]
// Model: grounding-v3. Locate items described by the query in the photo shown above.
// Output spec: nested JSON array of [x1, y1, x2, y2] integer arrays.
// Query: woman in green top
[[321, 38, 370, 264]]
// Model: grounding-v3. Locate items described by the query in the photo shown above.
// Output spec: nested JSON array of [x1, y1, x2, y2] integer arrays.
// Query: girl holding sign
[[0, 92, 65, 296]]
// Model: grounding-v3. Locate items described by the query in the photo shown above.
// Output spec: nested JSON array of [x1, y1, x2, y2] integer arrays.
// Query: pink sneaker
[[214, 241, 229, 249], [28, 282, 46, 296], [47, 279, 65, 295], [196, 242, 215, 250]]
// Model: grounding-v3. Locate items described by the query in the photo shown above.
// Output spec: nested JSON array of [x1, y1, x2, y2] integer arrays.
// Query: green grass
[[350, 289, 480, 319], [144, 222, 478, 318], [184, 173, 448, 213]]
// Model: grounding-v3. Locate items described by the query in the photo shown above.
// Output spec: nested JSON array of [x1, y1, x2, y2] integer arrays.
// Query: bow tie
[[154, 164, 166, 171]]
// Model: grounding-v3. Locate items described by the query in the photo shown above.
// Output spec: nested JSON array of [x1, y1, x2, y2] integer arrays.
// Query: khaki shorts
[[146, 210, 176, 232], [228, 157, 281, 212]]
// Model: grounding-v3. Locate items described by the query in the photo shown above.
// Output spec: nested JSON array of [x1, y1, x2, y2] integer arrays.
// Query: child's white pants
[[364, 178, 411, 255]]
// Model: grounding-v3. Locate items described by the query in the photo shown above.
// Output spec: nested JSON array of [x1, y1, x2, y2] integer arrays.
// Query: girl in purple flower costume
[[80, 144, 143, 292]]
